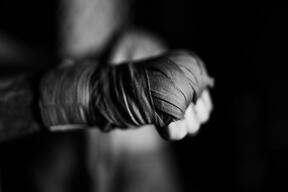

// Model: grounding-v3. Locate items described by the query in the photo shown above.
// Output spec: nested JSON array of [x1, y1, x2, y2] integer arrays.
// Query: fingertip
[[166, 120, 188, 140], [185, 104, 201, 134], [195, 97, 210, 123], [202, 89, 213, 113]]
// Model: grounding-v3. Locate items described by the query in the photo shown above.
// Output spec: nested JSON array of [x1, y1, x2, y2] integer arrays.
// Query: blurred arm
[[0, 0, 129, 142], [59, 0, 129, 58]]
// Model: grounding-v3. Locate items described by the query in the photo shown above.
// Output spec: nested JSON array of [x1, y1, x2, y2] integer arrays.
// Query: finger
[[194, 96, 210, 123], [166, 119, 188, 140], [184, 104, 201, 134], [201, 89, 213, 113]]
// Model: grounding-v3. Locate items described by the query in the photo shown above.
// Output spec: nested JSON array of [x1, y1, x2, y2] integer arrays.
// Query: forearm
[[0, 0, 128, 142], [0, 60, 98, 142], [0, 74, 43, 142]]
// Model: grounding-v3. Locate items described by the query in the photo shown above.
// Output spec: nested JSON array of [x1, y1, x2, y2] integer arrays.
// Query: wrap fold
[[40, 50, 214, 131]]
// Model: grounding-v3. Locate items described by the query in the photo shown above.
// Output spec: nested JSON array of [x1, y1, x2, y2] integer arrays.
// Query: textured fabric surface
[[40, 50, 214, 131]]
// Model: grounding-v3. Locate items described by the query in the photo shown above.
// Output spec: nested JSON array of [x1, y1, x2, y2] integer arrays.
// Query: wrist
[[39, 60, 97, 128]]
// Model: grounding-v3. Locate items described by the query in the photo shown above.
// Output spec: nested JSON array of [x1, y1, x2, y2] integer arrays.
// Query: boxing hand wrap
[[39, 60, 98, 129], [39, 50, 214, 131]]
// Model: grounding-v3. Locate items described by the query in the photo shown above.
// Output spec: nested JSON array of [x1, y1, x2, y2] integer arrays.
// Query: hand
[[109, 30, 214, 140], [165, 89, 213, 140]]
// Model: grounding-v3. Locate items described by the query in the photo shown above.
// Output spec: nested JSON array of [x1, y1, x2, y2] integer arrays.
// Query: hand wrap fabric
[[39, 50, 214, 131]]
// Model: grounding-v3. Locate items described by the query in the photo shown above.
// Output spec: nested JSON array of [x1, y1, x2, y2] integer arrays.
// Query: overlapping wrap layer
[[40, 50, 214, 131]]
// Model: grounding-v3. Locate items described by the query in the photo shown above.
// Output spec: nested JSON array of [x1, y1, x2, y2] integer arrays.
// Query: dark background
[[1, 1, 288, 192], [133, 1, 288, 192]]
